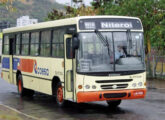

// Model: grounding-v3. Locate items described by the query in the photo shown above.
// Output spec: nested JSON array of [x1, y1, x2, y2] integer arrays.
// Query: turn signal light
[[78, 85, 82, 89]]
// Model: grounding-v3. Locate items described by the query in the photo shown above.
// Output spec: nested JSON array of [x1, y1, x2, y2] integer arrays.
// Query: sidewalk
[[0, 104, 37, 120], [147, 79, 165, 90]]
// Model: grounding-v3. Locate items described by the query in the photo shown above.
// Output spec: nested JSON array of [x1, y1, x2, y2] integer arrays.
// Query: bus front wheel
[[106, 100, 121, 108], [17, 74, 34, 97], [54, 82, 66, 107]]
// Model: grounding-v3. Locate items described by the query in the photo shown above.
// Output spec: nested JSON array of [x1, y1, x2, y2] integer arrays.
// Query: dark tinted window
[[30, 32, 39, 56], [21, 33, 29, 55], [66, 38, 72, 59], [3, 35, 9, 54], [52, 29, 64, 57], [16, 34, 21, 55], [40, 30, 51, 56]]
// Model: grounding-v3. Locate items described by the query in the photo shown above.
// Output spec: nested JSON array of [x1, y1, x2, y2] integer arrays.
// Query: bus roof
[[3, 16, 141, 34]]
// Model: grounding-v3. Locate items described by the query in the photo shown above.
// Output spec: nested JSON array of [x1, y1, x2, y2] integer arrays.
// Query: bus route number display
[[79, 18, 142, 30]]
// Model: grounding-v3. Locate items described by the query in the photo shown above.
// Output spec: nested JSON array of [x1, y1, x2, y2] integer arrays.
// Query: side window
[[16, 34, 21, 55], [66, 38, 72, 59], [40, 30, 51, 56], [21, 33, 29, 55], [3, 35, 9, 54], [30, 32, 39, 56], [52, 29, 64, 57]]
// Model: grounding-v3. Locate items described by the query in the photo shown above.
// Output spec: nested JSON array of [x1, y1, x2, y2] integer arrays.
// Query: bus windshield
[[77, 32, 145, 73]]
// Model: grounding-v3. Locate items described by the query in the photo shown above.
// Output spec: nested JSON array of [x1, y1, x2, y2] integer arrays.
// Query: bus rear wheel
[[106, 100, 121, 108], [54, 82, 66, 107], [17, 74, 34, 97]]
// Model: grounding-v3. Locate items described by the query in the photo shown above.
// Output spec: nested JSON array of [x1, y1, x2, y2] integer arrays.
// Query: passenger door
[[64, 34, 74, 101], [9, 37, 14, 84]]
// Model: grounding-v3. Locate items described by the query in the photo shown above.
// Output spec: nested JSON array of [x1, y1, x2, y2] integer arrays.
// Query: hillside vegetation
[[0, 0, 64, 26]]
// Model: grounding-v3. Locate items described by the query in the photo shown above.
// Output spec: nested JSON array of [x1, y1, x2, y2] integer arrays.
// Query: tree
[[47, 2, 99, 21], [0, 0, 15, 11]]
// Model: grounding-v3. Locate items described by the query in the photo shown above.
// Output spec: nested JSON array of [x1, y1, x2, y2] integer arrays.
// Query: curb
[[0, 104, 39, 120], [147, 80, 165, 90], [147, 86, 165, 90]]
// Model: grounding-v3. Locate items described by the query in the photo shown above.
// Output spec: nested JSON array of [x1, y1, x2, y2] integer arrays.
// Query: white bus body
[[1, 16, 146, 106]]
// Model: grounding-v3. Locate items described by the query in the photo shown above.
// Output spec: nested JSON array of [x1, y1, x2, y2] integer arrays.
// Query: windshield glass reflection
[[77, 32, 145, 73]]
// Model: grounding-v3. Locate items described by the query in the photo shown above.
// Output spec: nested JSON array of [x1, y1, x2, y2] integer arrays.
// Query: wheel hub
[[57, 86, 63, 103], [18, 80, 22, 93]]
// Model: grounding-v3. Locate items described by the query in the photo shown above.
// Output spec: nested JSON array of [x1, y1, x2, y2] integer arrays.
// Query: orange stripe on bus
[[77, 89, 146, 103], [17, 59, 35, 73]]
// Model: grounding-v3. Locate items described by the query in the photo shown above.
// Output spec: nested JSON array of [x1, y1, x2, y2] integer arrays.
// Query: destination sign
[[101, 22, 133, 29], [79, 18, 142, 30]]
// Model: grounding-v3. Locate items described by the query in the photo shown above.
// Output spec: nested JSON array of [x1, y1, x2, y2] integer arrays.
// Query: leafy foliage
[[47, 4, 99, 21], [0, 0, 15, 11]]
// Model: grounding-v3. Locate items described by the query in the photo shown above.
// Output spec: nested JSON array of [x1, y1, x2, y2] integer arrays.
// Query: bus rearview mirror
[[73, 37, 79, 50]]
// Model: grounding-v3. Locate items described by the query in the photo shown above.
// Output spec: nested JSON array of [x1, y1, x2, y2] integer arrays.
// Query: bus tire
[[106, 100, 121, 108], [53, 82, 66, 107], [17, 74, 34, 97]]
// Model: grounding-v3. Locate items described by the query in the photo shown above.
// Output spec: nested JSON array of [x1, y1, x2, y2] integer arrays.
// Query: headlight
[[132, 83, 136, 87], [138, 82, 143, 87], [92, 85, 96, 89], [85, 85, 90, 89]]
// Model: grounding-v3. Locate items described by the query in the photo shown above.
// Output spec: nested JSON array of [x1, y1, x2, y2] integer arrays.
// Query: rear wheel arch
[[52, 76, 67, 106], [16, 70, 21, 84], [52, 76, 61, 95], [16, 70, 34, 97]]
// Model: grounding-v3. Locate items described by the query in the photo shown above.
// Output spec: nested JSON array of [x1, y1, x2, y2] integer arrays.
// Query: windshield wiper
[[94, 29, 111, 56], [127, 29, 132, 49]]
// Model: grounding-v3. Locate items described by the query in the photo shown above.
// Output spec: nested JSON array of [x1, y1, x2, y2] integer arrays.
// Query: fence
[[146, 55, 165, 79]]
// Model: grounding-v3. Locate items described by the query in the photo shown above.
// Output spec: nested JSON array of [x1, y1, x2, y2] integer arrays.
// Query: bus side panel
[[1, 55, 10, 83], [13, 73, 17, 85], [22, 75, 39, 92], [39, 80, 52, 95], [12, 56, 64, 95], [1, 71, 9, 83]]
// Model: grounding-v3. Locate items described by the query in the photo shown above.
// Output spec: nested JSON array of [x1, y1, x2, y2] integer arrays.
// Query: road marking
[[0, 103, 39, 120]]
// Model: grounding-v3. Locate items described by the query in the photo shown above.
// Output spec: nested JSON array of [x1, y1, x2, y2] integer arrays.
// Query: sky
[[55, 0, 93, 6]]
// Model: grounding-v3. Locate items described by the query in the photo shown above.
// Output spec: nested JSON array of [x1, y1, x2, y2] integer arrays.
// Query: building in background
[[17, 16, 38, 27]]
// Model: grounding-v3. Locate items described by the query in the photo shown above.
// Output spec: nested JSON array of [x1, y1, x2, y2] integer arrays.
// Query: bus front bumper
[[77, 89, 146, 103]]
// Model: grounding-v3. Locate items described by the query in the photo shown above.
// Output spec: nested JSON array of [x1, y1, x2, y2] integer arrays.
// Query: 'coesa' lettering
[[34, 61, 49, 76]]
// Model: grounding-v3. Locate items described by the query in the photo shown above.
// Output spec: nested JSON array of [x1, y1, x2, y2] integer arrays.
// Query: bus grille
[[101, 84, 128, 89], [96, 79, 133, 83], [96, 79, 132, 90], [103, 93, 127, 98]]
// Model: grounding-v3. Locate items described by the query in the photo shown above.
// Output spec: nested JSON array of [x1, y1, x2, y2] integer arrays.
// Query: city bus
[[1, 16, 146, 107]]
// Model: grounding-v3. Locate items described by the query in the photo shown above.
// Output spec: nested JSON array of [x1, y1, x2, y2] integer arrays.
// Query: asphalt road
[[0, 75, 165, 120]]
